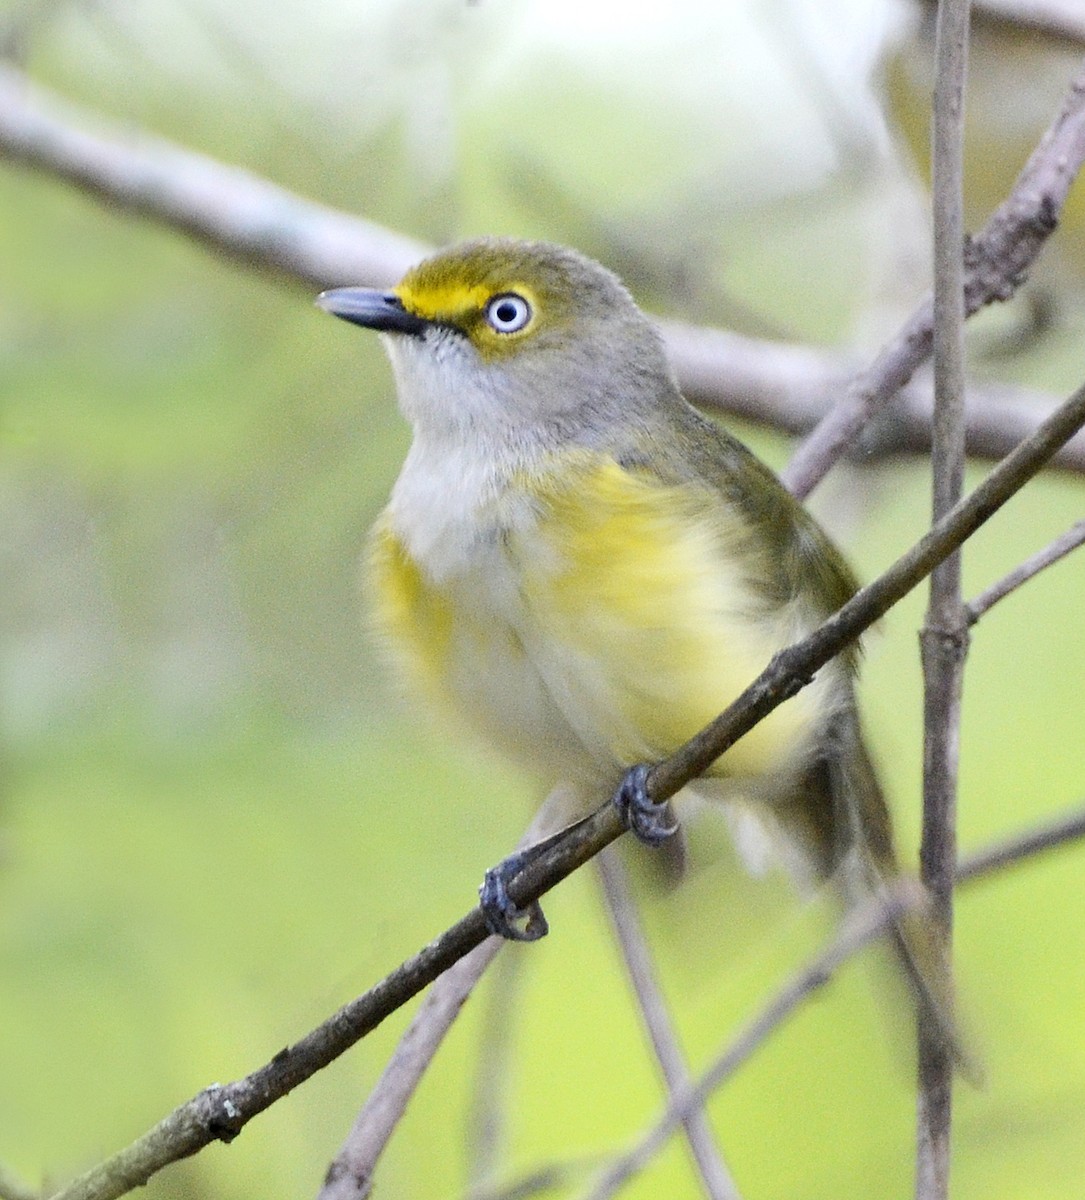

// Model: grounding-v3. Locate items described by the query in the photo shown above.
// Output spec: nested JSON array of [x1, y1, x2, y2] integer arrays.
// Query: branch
[[644, 374, 1085, 805], [964, 517, 1085, 623], [2, 64, 1085, 475], [317, 941, 505, 1200], [916, 3, 972, 1195], [43, 363, 1085, 1200], [584, 798, 1085, 1200], [0, 1164, 37, 1200], [597, 852, 740, 1200], [316, 791, 584, 1200], [663, 321, 1085, 473], [582, 883, 925, 1200], [972, 0, 1085, 42], [782, 53, 1085, 498], [0, 66, 426, 288]]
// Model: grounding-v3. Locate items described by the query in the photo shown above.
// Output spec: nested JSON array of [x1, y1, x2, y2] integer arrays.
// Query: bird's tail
[[812, 706, 982, 1085]]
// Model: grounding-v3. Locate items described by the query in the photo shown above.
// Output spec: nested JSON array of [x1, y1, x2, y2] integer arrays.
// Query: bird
[[316, 236, 969, 1073]]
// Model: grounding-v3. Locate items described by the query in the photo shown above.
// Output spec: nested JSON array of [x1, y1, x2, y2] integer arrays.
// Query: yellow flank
[[517, 458, 824, 781], [369, 454, 829, 791], [367, 518, 453, 697]]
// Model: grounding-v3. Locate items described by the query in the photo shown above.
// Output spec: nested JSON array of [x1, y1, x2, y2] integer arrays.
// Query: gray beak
[[315, 287, 429, 337]]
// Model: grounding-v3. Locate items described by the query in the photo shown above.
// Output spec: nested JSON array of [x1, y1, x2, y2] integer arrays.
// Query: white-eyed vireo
[[318, 237, 970, 1074]]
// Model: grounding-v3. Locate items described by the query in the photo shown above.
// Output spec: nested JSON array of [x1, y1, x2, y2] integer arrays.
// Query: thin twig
[[596, 851, 741, 1200], [464, 949, 526, 1194], [916, 4, 972, 1198], [584, 799, 1085, 1200], [462, 1159, 600, 1200], [42, 369, 1085, 1200], [2, 65, 1085, 475], [964, 518, 1085, 623], [317, 796, 570, 1200], [956, 802, 1085, 881], [581, 882, 927, 1200], [317, 940, 505, 1200], [782, 53, 1085, 498]]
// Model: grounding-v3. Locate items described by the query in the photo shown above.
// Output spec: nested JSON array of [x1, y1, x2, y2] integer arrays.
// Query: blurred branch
[[0, 1164, 37, 1200], [2, 64, 1085, 475], [596, 851, 740, 1200], [464, 1160, 599, 1200], [665, 322, 1085, 473], [0, 65, 426, 287], [582, 882, 924, 1200], [957, 802, 1085, 880], [583, 797, 1085, 1200], [42, 356, 1085, 1200], [464, 950, 526, 1195], [317, 793, 581, 1200], [316, 940, 506, 1200], [971, 0, 1085, 43], [964, 518, 1085, 623], [782, 52, 1085, 498], [916, 2, 972, 1196]]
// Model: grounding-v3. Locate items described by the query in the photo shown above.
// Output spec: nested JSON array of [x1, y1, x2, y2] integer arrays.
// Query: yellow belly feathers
[[368, 454, 836, 796]]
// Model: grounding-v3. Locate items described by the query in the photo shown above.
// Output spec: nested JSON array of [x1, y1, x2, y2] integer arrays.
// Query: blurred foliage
[[2, 1, 1085, 1198]]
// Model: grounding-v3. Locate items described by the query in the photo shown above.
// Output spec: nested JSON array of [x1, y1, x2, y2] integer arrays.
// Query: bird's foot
[[613, 763, 679, 845], [480, 846, 551, 942]]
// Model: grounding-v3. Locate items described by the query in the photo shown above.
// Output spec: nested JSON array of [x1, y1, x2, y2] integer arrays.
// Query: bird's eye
[[484, 293, 532, 334]]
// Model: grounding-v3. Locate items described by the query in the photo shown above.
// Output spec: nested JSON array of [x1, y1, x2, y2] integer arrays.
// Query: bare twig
[[957, 802, 1085, 881], [317, 797, 570, 1200], [915, 4, 972, 1197], [782, 53, 1085, 498], [581, 882, 927, 1200], [584, 799, 1085, 1200], [464, 950, 526, 1194], [596, 851, 740, 1200], [463, 1159, 599, 1200], [317, 940, 505, 1200], [43, 364, 1085, 1200], [964, 518, 1085, 623], [2, 64, 1085, 476]]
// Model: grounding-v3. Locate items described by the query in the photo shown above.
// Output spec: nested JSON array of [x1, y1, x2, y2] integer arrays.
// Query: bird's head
[[317, 237, 674, 443]]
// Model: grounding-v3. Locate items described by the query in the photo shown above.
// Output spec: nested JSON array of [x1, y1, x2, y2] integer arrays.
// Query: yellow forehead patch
[[395, 280, 488, 323]]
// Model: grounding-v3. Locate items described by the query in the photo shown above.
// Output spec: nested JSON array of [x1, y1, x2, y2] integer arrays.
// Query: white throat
[[382, 332, 547, 582]]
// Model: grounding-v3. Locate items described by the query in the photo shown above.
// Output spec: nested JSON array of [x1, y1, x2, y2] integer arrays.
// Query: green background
[[3, 2, 1085, 1197]]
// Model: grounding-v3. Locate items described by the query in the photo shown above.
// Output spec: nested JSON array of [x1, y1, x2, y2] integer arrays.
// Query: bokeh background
[[3, 1, 1085, 1197]]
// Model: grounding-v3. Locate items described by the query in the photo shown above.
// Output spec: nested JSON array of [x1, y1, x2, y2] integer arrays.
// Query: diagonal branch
[[964, 517, 1085, 623], [597, 852, 741, 1200], [583, 798, 1085, 1200], [3, 64, 1085, 475], [782, 52, 1085, 498], [43, 367, 1085, 1200]]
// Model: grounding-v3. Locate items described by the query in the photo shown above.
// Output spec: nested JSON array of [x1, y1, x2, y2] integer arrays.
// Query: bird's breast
[[369, 451, 842, 791]]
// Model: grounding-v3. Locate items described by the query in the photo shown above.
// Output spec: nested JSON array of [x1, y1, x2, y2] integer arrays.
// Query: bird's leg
[[613, 763, 679, 845]]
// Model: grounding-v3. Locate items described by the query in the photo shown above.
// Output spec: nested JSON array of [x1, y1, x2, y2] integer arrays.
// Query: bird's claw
[[614, 763, 678, 845], [480, 851, 549, 942]]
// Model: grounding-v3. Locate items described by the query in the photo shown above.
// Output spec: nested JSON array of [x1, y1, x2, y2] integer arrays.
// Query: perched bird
[[317, 237, 967, 1070]]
